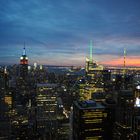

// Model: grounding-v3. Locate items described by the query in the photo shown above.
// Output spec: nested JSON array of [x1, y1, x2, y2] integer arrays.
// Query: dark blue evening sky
[[0, 0, 140, 66]]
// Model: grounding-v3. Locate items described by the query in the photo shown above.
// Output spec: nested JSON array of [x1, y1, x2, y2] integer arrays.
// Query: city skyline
[[0, 0, 140, 66]]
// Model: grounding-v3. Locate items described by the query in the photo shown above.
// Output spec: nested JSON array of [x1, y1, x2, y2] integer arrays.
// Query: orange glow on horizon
[[102, 56, 140, 67]]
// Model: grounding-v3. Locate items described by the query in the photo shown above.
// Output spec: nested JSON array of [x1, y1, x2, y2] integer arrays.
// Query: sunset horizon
[[0, 0, 140, 67]]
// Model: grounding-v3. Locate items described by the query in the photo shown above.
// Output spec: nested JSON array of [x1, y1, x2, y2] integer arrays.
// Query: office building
[[73, 100, 108, 140], [114, 90, 134, 139]]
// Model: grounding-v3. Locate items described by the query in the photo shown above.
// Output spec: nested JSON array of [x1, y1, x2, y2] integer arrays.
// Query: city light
[[135, 97, 140, 107], [136, 85, 140, 90], [0, 1, 140, 139]]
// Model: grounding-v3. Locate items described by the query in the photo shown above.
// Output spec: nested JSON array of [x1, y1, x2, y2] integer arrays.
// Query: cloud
[[0, 0, 140, 66]]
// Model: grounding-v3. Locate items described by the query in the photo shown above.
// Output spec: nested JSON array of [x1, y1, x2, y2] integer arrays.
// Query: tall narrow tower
[[20, 45, 28, 79], [89, 40, 93, 63], [123, 48, 126, 76], [86, 40, 93, 73], [123, 48, 126, 68], [4, 67, 8, 90]]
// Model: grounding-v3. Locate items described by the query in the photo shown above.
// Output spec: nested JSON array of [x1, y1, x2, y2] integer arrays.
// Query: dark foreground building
[[73, 100, 109, 140]]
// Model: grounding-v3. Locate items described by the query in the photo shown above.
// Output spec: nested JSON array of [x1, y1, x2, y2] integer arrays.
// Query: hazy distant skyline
[[0, 0, 140, 66]]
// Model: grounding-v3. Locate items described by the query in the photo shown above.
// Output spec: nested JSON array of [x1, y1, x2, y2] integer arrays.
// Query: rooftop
[[75, 100, 105, 110]]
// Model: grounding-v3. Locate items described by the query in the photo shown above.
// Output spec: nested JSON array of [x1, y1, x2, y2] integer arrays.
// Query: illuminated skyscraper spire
[[123, 48, 126, 68], [23, 42, 26, 56], [20, 43, 28, 79], [122, 47, 127, 80], [89, 40, 93, 62]]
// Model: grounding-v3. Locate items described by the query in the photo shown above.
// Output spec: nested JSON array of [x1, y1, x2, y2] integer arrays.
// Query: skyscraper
[[80, 41, 107, 100], [20, 46, 28, 80], [3, 67, 9, 90], [36, 83, 58, 139], [114, 90, 134, 139], [73, 100, 108, 140]]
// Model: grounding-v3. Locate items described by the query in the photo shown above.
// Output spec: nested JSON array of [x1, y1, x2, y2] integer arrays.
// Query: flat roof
[[74, 100, 105, 110]]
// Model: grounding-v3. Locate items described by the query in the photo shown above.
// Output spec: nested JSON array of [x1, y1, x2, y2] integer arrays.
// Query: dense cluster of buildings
[[72, 42, 140, 140], [0, 43, 140, 140]]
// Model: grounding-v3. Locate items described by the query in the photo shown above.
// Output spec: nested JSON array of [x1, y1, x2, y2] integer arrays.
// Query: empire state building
[[20, 47, 28, 80]]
